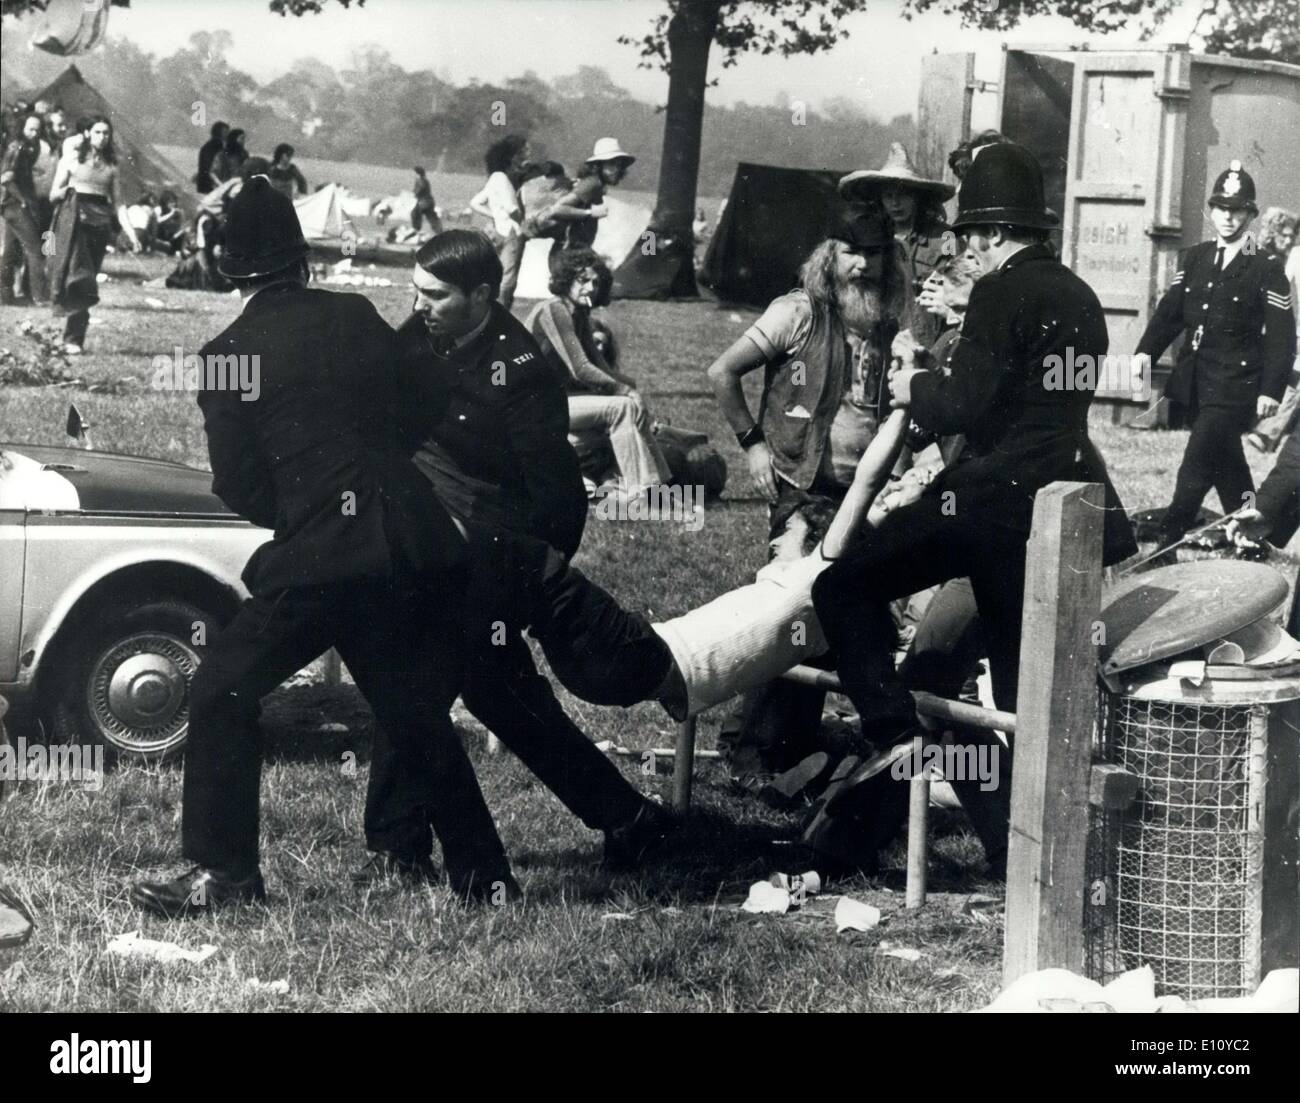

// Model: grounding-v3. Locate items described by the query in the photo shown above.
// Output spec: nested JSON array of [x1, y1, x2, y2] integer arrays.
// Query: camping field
[[0, 248, 1294, 1013]]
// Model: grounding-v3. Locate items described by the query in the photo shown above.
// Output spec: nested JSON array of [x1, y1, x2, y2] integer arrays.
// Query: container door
[[917, 52, 975, 191], [1061, 49, 1192, 403]]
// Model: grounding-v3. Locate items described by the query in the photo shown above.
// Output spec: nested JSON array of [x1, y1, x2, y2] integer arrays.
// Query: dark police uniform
[[1137, 163, 1297, 543], [364, 302, 649, 849], [187, 282, 513, 893]]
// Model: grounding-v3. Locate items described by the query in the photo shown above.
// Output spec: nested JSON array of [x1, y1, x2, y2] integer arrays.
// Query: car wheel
[[45, 597, 216, 764]]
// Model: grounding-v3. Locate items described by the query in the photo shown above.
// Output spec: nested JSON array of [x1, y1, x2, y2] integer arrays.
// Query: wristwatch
[[736, 425, 765, 450]]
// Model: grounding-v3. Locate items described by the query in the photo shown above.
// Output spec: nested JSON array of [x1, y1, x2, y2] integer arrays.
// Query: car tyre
[[43, 596, 219, 764]]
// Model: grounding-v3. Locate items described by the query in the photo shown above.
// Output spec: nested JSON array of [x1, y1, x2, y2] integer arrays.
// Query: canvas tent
[[28, 66, 198, 220], [699, 163, 852, 308], [294, 182, 355, 246]]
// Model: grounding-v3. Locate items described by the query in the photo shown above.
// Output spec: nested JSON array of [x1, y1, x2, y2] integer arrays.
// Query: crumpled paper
[[107, 929, 218, 965], [740, 871, 823, 915], [980, 966, 1299, 1013], [834, 896, 882, 933]]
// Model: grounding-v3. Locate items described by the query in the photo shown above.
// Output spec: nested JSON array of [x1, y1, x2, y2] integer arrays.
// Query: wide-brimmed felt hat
[[949, 141, 1059, 231], [586, 137, 636, 166], [839, 142, 955, 202], [218, 175, 310, 279], [1208, 159, 1258, 213], [830, 206, 894, 250]]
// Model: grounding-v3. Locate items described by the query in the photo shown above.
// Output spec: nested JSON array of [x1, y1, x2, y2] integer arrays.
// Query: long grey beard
[[837, 279, 886, 335]]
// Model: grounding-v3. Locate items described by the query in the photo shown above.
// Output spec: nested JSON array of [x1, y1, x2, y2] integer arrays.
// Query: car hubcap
[[88, 633, 199, 754]]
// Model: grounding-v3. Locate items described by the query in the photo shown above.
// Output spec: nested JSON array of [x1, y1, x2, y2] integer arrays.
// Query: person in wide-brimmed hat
[[840, 142, 954, 347], [545, 137, 636, 274]]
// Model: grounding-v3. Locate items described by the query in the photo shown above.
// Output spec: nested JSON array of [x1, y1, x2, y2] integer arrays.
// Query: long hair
[[547, 246, 612, 306], [1257, 206, 1298, 255], [485, 134, 528, 177], [798, 238, 907, 323], [77, 115, 117, 165]]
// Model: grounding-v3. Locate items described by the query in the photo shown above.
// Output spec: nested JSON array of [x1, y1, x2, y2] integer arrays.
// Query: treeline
[[1, 30, 914, 192]]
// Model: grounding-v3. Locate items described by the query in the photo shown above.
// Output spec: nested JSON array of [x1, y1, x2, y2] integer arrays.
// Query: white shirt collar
[[1215, 235, 1247, 268]]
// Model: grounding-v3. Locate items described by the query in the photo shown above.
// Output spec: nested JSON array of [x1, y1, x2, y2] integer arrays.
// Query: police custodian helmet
[[1208, 160, 1258, 214], [949, 141, 1059, 231]]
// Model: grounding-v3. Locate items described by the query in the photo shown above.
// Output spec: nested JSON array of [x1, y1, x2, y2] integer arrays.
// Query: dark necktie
[[1213, 245, 1225, 272]]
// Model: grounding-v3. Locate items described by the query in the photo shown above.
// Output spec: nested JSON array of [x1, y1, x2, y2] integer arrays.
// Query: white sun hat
[[586, 137, 636, 165]]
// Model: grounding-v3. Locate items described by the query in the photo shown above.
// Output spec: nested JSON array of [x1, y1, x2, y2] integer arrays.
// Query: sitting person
[[526, 247, 672, 502], [153, 190, 186, 254], [123, 192, 156, 252]]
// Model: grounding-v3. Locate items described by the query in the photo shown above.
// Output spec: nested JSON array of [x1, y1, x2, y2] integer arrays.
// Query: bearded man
[[706, 207, 910, 782]]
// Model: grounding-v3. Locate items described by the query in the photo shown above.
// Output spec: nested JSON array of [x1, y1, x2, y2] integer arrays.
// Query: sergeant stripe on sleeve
[[1170, 271, 1184, 285], [1266, 291, 1292, 310]]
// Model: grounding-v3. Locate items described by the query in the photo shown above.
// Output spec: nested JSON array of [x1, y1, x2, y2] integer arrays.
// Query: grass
[[0, 250, 1293, 1011]]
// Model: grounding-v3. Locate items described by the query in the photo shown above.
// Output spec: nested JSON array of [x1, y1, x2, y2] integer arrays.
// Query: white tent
[[294, 183, 355, 245]]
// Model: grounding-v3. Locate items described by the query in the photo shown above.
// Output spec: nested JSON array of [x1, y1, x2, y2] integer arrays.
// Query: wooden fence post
[[1003, 481, 1104, 987]]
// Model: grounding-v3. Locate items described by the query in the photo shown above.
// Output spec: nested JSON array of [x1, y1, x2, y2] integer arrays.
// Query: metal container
[[918, 45, 1300, 413], [1086, 665, 1300, 999]]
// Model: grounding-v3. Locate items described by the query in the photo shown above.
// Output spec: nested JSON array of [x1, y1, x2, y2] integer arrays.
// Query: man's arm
[[1135, 254, 1192, 363], [197, 390, 278, 529], [501, 363, 586, 556], [1260, 261, 1297, 403], [1253, 430, 1300, 547], [821, 409, 909, 558]]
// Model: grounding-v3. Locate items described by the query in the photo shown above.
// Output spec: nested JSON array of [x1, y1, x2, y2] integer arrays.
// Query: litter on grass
[[834, 896, 882, 933], [107, 929, 218, 965]]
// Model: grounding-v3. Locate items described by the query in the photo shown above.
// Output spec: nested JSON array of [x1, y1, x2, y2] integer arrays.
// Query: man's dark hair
[[771, 492, 838, 556], [416, 229, 502, 299], [211, 121, 229, 139], [547, 246, 611, 304], [485, 134, 528, 176], [413, 165, 426, 176], [273, 143, 294, 163], [225, 128, 246, 153], [948, 129, 1006, 181]]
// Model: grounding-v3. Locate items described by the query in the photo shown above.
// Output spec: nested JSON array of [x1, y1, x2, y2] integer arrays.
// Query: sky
[[23, 0, 1208, 123]]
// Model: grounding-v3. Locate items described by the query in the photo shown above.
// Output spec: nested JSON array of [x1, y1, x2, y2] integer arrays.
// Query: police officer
[[1134, 160, 1297, 549], [807, 142, 1136, 874], [361, 230, 671, 881], [131, 181, 517, 915]]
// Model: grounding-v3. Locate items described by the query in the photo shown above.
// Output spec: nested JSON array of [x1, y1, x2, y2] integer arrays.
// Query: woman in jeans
[[526, 247, 671, 502], [47, 116, 124, 354]]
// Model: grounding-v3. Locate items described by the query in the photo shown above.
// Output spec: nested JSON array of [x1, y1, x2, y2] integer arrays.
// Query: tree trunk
[[613, 0, 721, 299]]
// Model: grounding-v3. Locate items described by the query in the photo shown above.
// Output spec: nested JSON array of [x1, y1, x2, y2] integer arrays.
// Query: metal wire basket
[[1086, 671, 1298, 999]]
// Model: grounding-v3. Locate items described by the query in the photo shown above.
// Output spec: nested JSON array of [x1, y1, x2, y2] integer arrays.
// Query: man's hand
[[1225, 508, 1272, 548], [589, 204, 608, 220], [1257, 394, 1280, 419], [745, 440, 779, 503], [888, 366, 927, 408], [917, 272, 946, 317]]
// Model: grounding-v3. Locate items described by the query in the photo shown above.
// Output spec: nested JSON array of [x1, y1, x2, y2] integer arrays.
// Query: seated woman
[[153, 190, 186, 254], [526, 248, 672, 503]]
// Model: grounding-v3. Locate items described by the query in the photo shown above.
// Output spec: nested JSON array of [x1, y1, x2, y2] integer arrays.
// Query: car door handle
[[41, 464, 87, 473]]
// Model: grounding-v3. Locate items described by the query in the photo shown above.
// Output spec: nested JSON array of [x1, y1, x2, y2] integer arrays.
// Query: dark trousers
[[1, 205, 48, 302], [813, 495, 1028, 743], [183, 569, 511, 893], [1162, 404, 1255, 541], [62, 308, 90, 347], [364, 528, 670, 855], [897, 576, 1010, 862]]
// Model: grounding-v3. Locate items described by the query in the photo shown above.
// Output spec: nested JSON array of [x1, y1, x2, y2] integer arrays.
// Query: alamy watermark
[[890, 735, 1001, 792], [0, 737, 104, 791], [1043, 347, 1150, 399], [593, 480, 706, 531], [151, 346, 261, 402]]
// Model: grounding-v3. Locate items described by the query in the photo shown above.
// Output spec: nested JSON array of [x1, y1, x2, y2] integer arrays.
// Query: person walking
[[0, 114, 50, 305], [1133, 161, 1297, 552], [545, 137, 635, 275], [410, 166, 439, 234], [47, 115, 124, 352]]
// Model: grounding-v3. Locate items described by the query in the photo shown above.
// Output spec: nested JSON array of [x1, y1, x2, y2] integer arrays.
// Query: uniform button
[[1207, 281, 1213, 287], [1202, 304, 1208, 310], [458, 414, 466, 420], [1241, 360, 1247, 366], [1232, 295, 1239, 302]]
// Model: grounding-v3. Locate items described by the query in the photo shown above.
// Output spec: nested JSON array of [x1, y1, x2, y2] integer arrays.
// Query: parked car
[[0, 430, 268, 763]]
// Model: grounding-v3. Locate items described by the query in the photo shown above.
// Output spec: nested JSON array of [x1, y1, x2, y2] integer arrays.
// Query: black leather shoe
[[604, 801, 675, 871], [453, 871, 522, 906], [130, 865, 266, 918], [352, 852, 441, 888]]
